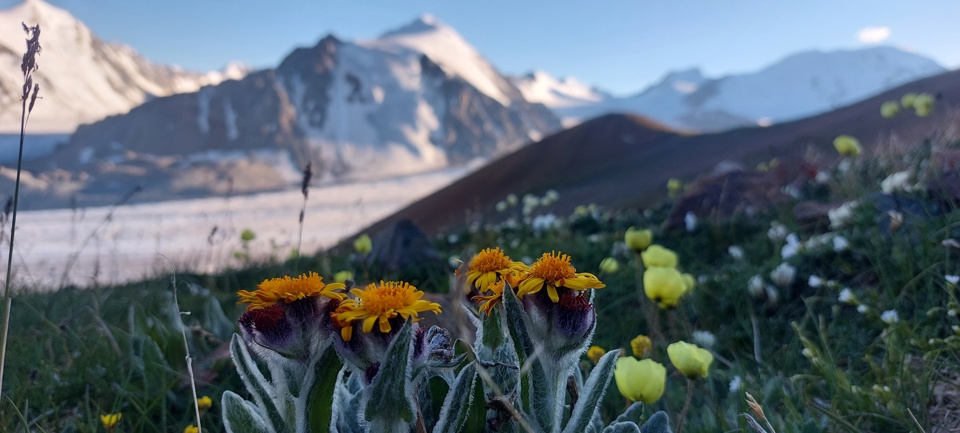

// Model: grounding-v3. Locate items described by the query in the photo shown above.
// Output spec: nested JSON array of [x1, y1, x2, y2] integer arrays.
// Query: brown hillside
[[361, 69, 960, 237]]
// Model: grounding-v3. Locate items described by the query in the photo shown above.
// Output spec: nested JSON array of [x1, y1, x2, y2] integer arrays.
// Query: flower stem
[[676, 378, 694, 433]]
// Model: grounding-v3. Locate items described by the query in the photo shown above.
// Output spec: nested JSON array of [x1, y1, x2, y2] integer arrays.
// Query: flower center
[[529, 251, 576, 282], [358, 282, 416, 315], [470, 247, 513, 273]]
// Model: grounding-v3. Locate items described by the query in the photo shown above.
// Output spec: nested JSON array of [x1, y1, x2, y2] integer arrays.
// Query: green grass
[[4, 133, 960, 432]]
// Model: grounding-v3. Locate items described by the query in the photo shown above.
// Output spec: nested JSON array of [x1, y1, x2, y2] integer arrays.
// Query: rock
[[366, 219, 446, 286]]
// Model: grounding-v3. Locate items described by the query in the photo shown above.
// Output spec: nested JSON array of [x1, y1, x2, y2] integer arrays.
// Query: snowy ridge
[[518, 47, 945, 131], [0, 0, 248, 133]]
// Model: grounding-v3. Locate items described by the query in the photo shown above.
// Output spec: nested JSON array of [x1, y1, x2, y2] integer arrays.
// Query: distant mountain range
[[513, 47, 945, 131], [0, 0, 247, 134], [0, 0, 950, 209]]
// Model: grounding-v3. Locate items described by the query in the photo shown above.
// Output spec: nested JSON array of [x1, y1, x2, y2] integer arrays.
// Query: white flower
[[770, 262, 797, 288], [829, 201, 859, 229], [729, 375, 743, 393], [949, 309, 958, 317], [837, 159, 852, 173], [880, 309, 900, 324], [832, 235, 849, 252], [728, 245, 745, 260], [801, 348, 814, 358], [691, 330, 716, 348], [881, 171, 913, 194], [544, 189, 559, 202], [815, 171, 831, 184], [781, 233, 801, 259], [765, 285, 779, 304], [857, 305, 869, 314], [685, 212, 698, 232], [505, 194, 518, 206], [531, 213, 559, 232], [946, 275, 960, 285], [808, 275, 823, 288], [838, 288, 855, 304], [767, 222, 788, 242], [495, 201, 508, 212], [747, 275, 765, 297]]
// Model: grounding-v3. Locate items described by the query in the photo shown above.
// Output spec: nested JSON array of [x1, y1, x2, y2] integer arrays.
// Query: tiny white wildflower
[[881, 170, 913, 194], [828, 201, 859, 229], [729, 375, 742, 393], [857, 304, 869, 314], [838, 288, 855, 304], [952, 325, 959, 334], [781, 233, 801, 259], [747, 275, 765, 297], [505, 193, 518, 206], [837, 158, 851, 173], [495, 201, 508, 212], [728, 245, 745, 260], [767, 221, 788, 242], [765, 285, 779, 304], [808, 275, 823, 288], [801, 348, 814, 358], [946, 275, 960, 285], [770, 262, 797, 288], [949, 309, 958, 317], [446, 233, 459, 244], [531, 213, 559, 232], [685, 211, 698, 232], [691, 330, 716, 348], [814, 170, 831, 184], [832, 235, 849, 252], [943, 239, 960, 249], [880, 309, 900, 324], [544, 189, 559, 202]]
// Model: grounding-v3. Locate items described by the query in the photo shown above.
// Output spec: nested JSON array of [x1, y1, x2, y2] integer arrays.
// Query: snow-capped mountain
[[513, 71, 612, 127], [0, 0, 248, 133], [518, 47, 945, 131], [29, 15, 559, 204]]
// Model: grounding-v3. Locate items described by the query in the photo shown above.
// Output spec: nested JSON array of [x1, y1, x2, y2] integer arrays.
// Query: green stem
[[676, 378, 694, 433], [0, 95, 28, 399]]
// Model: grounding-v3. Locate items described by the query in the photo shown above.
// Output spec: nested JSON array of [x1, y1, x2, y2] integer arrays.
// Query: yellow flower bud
[[599, 257, 620, 274], [880, 100, 899, 118], [334, 270, 354, 283], [681, 273, 696, 294], [614, 357, 667, 404], [353, 234, 372, 254], [624, 227, 653, 252], [667, 178, 683, 198], [184, 425, 200, 433], [197, 395, 213, 411], [100, 413, 122, 429], [913, 93, 934, 117], [630, 335, 653, 358], [643, 266, 686, 308], [900, 92, 918, 108], [833, 135, 862, 157], [641, 244, 678, 268], [587, 346, 606, 364], [667, 340, 714, 379]]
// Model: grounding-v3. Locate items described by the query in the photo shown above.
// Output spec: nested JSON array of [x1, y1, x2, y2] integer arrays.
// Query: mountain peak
[[380, 14, 450, 38]]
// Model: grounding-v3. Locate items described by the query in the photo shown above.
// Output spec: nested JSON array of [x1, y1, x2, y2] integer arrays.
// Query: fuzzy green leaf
[[640, 411, 672, 433], [364, 320, 416, 428], [432, 362, 478, 433], [615, 402, 645, 425], [502, 286, 554, 432], [305, 348, 343, 433], [222, 391, 271, 433], [602, 422, 642, 433], [562, 349, 620, 433], [230, 334, 287, 432]]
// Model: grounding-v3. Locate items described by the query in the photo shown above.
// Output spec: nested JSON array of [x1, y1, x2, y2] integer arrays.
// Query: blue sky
[[6, 0, 959, 95]]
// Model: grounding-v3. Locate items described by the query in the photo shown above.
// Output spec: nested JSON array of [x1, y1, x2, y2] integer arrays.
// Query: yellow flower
[[681, 273, 696, 294], [197, 395, 213, 410], [913, 93, 934, 117], [880, 100, 900, 118], [472, 279, 506, 315], [465, 247, 526, 291], [517, 251, 605, 303], [641, 245, 678, 268], [334, 270, 354, 284], [630, 335, 653, 358], [184, 425, 199, 433], [587, 346, 606, 364], [100, 413, 122, 429], [667, 178, 683, 198], [667, 340, 714, 379], [833, 135, 862, 157], [599, 257, 620, 274], [900, 92, 918, 108], [237, 272, 345, 311], [353, 234, 372, 254], [624, 227, 653, 252], [614, 357, 666, 404], [644, 267, 687, 308], [333, 281, 441, 341]]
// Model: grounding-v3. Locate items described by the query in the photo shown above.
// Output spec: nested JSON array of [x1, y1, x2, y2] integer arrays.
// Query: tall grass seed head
[[624, 226, 653, 252], [833, 135, 862, 157], [667, 340, 714, 379], [641, 244, 678, 268], [644, 266, 686, 308], [614, 357, 666, 404]]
